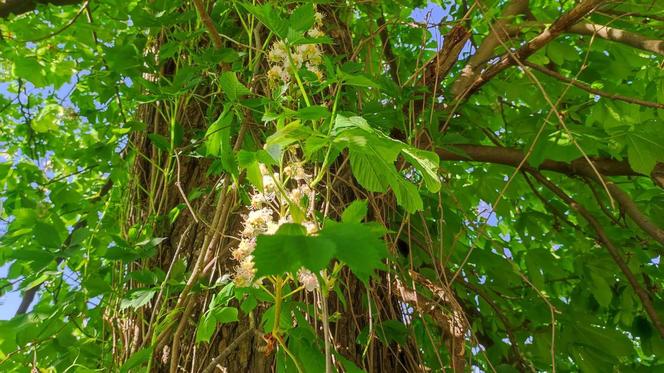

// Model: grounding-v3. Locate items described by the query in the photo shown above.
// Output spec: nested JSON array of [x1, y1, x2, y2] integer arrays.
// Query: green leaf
[[264, 120, 313, 161], [120, 347, 153, 373], [205, 106, 237, 175], [120, 289, 156, 310], [148, 133, 170, 151], [241, 3, 288, 38], [400, 147, 441, 193], [220, 72, 250, 101], [34, 221, 62, 248], [590, 272, 612, 308], [289, 3, 315, 33], [294, 105, 330, 121], [32, 104, 63, 133], [624, 121, 664, 175], [319, 221, 387, 284], [13, 56, 46, 87], [213, 307, 239, 324], [341, 200, 368, 223], [195, 313, 217, 343], [253, 224, 336, 277]]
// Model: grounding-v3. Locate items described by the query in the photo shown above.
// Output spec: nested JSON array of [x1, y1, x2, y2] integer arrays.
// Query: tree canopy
[[0, 0, 663, 372]]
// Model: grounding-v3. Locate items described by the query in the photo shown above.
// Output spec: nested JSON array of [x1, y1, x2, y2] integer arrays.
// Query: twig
[[523, 61, 664, 109], [527, 169, 664, 338]]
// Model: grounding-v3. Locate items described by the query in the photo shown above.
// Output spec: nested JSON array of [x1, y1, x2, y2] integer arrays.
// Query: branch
[[451, 0, 530, 97], [526, 170, 664, 338], [437, 144, 640, 178], [438, 144, 664, 246], [460, 0, 605, 100], [523, 61, 664, 109], [0, 0, 82, 19], [510, 22, 664, 56], [192, 0, 223, 49], [568, 22, 664, 55]]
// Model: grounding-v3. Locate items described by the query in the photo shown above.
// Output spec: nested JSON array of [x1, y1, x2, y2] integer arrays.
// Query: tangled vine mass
[[1, 0, 664, 372]]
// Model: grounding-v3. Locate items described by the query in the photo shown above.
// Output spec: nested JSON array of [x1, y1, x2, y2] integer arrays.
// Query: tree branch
[[568, 22, 664, 56], [437, 144, 640, 178], [0, 0, 82, 19], [523, 61, 664, 109], [192, 0, 223, 49], [459, 0, 606, 100], [451, 0, 530, 97], [526, 170, 664, 338]]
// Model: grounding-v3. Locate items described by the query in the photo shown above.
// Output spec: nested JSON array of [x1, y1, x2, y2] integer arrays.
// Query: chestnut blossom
[[298, 268, 319, 292]]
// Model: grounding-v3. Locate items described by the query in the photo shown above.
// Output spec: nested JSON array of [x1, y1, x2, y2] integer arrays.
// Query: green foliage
[[0, 0, 663, 371]]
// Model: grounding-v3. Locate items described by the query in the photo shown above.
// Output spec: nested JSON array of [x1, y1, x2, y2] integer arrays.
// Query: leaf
[[220, 72, 250, 101], [120, 347, 153, 373], [213, 307, 239, 324], [205, 106, 237, 175], [289, 3, 315, 33], [341, 200, 368, 223], [148, 133, 170, 151], [400, 147, 441, 193], [241, 3, 288, 38], [34, 221, 62, 248], [264, 120, 313, 161], [624, 121, 664, 175], [120, 289, 156, 310], [13, 56, 46, 87], [253, 224, 336, 277], [32, 104, 63, 133], [195, 313, 217, 343], [318, 221, 387, 284], [294, 105, 330, 121], [590, 272, 612, 308]]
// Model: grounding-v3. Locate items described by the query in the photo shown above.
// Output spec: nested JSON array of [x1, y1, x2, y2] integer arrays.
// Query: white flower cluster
[[232, 162, 319, 290], [267, 10, 326, 84]]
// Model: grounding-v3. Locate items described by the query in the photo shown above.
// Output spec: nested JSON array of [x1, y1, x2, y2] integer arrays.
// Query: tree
[[0, 0, 663, 371]]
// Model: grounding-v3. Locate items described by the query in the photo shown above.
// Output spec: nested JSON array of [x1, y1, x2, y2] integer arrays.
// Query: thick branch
[[437, 144, 639, 178], [568, 23, 664, 56], [523, 61, 664, 109], [0, 0, 82, 18]]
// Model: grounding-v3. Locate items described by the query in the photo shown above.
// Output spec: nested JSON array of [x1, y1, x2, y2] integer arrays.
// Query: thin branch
[[437, 144, 640, 178], [192, 0, 223, 50], [22, 0, 88, 42], [523, 61, 664, 109], [460, 0, 606, 99], [527, 169, 664, 338], [451, 0, 530, 97], [0, 0, 82, 19]]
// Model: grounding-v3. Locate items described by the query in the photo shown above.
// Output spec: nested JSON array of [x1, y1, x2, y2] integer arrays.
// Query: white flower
[[307, 28, 325, 38], [268, 41, 288, 63], [234, 256, 256, 287], [303, 221, 318, 235], [298, 268, 319, 292], [232, 238, 256, 261], [243, 208, 274, 237], [288, 184, 311, 204], [314, 12, 324, 26], [250, 192, 273, 209]]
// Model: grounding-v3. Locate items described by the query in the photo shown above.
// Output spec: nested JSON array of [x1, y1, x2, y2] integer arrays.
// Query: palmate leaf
[[253, 218, 388, 283], [333, 115, 440, 213], [624, 120, 664, 175]]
